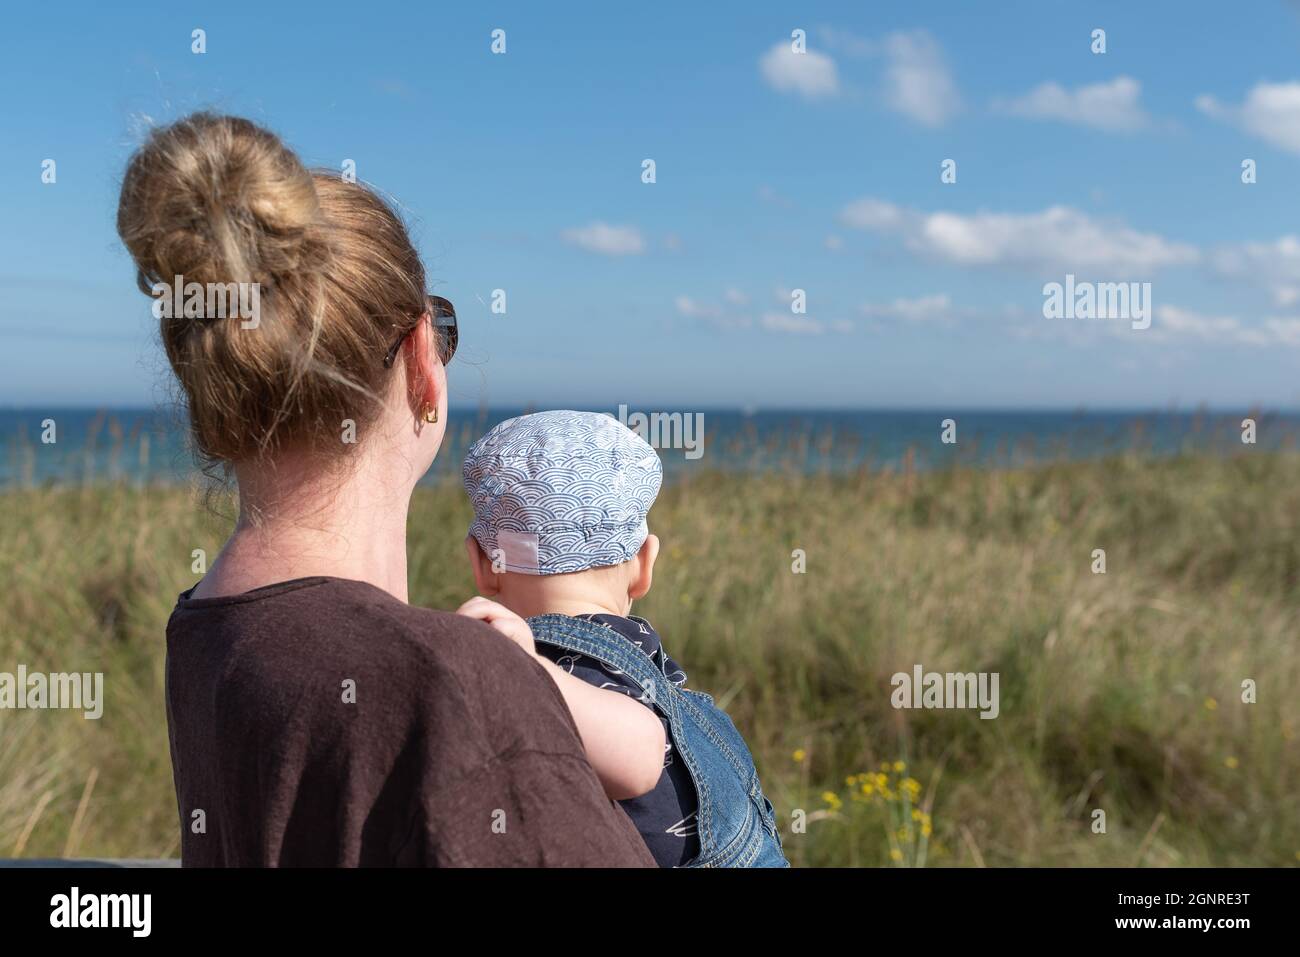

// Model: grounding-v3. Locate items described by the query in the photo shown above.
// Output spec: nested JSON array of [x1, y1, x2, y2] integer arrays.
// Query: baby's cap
[[462, 410, 663, 575]]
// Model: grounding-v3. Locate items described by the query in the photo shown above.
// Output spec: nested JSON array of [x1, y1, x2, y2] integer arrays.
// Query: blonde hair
[[116, 112, 427, 466]]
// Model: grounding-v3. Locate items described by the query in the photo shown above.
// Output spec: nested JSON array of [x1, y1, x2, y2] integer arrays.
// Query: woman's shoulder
[[169, 575, 563, 717], [173, 575, 514, 659]]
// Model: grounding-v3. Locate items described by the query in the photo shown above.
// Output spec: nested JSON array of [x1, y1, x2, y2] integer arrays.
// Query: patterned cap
[[462, 410, 663, 575]]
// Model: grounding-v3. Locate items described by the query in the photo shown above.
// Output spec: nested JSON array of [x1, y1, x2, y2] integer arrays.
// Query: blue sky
[[2, 1, 1300, 410]]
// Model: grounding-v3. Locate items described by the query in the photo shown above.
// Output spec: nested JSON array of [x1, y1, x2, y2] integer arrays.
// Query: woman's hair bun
[[117, 112, 327, 294], [116, 112, 427, 466]]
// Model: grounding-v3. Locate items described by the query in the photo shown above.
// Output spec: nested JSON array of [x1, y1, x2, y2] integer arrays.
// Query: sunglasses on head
[[382, 294, 458, 369]]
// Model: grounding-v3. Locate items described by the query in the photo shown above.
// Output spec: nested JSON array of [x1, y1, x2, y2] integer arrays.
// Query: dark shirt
[[537, 614, 701, 867], [165, 576, 655, 867]]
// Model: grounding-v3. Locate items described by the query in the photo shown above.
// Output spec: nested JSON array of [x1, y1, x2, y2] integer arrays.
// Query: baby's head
[[462, 410, 663, 619]]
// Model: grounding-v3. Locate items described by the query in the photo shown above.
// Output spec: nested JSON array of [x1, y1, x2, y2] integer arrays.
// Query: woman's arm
[[457, 598, 666, 800]]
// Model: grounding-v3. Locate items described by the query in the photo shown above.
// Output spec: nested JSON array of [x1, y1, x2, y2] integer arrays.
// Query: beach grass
[[1, 449, 1297, 866]]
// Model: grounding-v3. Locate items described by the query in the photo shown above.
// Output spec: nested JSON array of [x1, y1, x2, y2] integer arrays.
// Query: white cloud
[[759, 41, 840, 99], [1210, 235, 1300, 296], [816, 26, 875, 58], [1047, 303, 1300, 348], [1151, 305, 1291, 346], [996, 76, 1149, 132], [1205, 234, 1300, 306], [839, 198, 1198, 274], [1196, 82, 1300, 154], [674, 296, 720, 319], [760, 312, 833, 335], [839, 197, 906, 230], [1016, 302, 1300, 348], [861, 294, 954, 323], [1155, 305, 1260, 344], [676, 285, 851, 336], [757, 184, 795, 208], [675, 294, 753, 330], [881, 30, 959, 127], [780, 27, 959, 125], [560, 222, 645, 256], [1265, 317, 1300, 345]]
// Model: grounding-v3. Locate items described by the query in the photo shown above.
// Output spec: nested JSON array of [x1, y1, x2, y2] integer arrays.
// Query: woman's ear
[[629, 533, 659, 601], [403, 311, 444, 419], [464, 535, 501, 597]]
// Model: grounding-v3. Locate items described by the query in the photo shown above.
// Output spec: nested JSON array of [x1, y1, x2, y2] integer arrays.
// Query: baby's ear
[[629, 534, 659, 601], [464, 536, 501, 597]]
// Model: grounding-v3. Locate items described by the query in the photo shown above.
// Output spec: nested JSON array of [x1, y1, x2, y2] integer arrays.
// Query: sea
[[1, 406, 1295, 486]]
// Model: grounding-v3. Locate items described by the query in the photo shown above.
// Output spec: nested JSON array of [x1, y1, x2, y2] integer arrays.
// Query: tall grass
[[1, 450, 1297, 865]]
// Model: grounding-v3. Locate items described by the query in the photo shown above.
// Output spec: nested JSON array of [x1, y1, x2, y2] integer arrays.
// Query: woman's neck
[[194, 445, 416, 603]]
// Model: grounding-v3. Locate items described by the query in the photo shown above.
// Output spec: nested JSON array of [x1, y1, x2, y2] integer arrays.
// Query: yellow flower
[[889, 848, 903, 862], [893, 760, 906, 772], [845, 774, 858, 786], [921, 822, 933, 837], [1224, 756, 1239, 769], [901, 777, 922, 798], [911, 808, 924, 821], [792, 748, 806, 763], [822, 791, 842, 809], [1204, 697, 1218, 711], [880, 761, 890, 771]]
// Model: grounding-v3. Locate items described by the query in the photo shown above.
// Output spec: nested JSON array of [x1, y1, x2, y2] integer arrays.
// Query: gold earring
[[421, 403, 438, 424]]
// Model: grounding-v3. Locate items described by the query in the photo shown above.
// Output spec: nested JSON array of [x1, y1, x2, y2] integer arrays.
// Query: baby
[[457, 410, 787, 868]]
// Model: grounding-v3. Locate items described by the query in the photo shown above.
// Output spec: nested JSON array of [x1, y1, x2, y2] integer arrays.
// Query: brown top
[[164, 576, 655, 867]]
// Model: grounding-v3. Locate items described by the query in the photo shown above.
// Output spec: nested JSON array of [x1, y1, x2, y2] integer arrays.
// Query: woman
[[116, 112, 654, 867]]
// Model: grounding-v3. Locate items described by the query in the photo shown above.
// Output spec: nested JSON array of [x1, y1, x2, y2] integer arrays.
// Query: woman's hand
[[456, 597, 536, 657]]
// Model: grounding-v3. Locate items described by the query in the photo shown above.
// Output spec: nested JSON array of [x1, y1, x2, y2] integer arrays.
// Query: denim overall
[[528, 614, 789, 868]]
